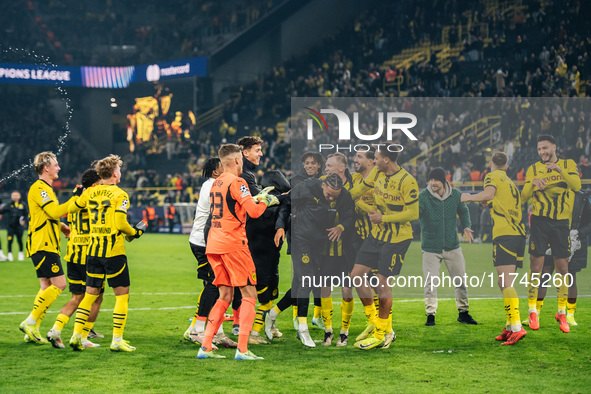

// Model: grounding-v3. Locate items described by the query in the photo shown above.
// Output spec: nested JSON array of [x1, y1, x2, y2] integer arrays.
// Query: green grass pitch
[[0, 231, 590, 392]]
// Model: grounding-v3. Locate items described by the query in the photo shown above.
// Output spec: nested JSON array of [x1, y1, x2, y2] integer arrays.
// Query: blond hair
[[33, 151, 56, 175], [95, 154, 123, 179]]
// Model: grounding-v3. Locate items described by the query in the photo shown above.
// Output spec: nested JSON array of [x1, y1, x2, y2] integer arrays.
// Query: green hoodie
[[419, 181, 471, 253]]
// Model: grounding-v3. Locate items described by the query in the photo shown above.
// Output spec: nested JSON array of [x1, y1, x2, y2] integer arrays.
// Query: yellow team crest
[[252, 272, 257, 282], [530, 241, 535, 251], [51, 264, 59, 273], [272, 289, 278, 297], [302, 254, 310, 264]]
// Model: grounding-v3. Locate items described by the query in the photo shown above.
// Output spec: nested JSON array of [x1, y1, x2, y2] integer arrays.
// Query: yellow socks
[[364, 303, 377, 326], [340, 300, 354, 332], [73, 293, 99, 336], [113, 294, 130, 339], [82, 321, 95, 340], [502, 287, 521, 331], [567, 301, 576, 316], [374, 317, 388, 340], [556, 273, 569, 313], [28, 285, 62, 323], [321, 298, 333, 331], [252, 301, 273, 333], [527, 270, 539, 312], [313, 304, 322, 319], [52, 313, 70, 332], [536, 299, 544, 315]]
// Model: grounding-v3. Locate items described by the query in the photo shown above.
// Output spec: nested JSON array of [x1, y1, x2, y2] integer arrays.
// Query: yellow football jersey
[[72, 184, 132, 258], [351, 172, 375, 240], [26, 179, 73, 256], [522, 159, 581, 221], [352, 166, 419, 243], [483, 170, 526, 240], [64, 208, 91, 264]]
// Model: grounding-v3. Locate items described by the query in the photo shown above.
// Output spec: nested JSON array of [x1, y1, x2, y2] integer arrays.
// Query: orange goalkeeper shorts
[[207, 249, 257, 287]]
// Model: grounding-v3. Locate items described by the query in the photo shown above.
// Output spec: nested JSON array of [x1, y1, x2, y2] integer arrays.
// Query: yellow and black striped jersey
[[521, 159, 581, 221], [26, 179, 73, 256], [320, 176, 352, 257], [352, 166, 419, 243], [71, 184, 133, 258], [352, 172, 375, 240], [65, 208, 91, 264], [484, 170, 526, 240]]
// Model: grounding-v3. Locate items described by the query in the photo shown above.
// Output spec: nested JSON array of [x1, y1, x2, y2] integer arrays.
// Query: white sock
[[340, 329, 348, 335], [194, 319, 205, 333], [112, 336, 122, 342], [268, 309, 277, 319], [25, 315, 36, 325], [557, 309, 566, 315], [216, 323, 224, 335], [511, 324, 522, 332], [299, 322, 309, 332]]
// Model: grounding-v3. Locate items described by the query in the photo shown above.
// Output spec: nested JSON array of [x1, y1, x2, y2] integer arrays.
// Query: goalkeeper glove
[[254, 186, 279, 207], [125, 220, 147, 242], [73, 185, 84, 196]]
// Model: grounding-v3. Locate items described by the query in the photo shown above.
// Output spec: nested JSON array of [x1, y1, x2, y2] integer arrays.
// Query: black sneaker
[[425, 314, 435, 326], [457, 311, 478, 325]]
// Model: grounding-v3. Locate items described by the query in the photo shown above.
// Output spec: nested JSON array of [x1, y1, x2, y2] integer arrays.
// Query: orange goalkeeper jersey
[[206, 172, 267, 254]]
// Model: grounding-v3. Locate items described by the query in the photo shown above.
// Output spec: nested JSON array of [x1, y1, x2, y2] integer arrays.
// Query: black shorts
[[543, 254, 587, 274], [529, 215, 570, 258], [190, 243, 214, 282], [291, 241, 322, 297], [355, 236, 412, 277], [31, 251, 64, 278], [256, 277, 279, 305], [86, 255, 130, 288], [7, 225, 23, 238], [67, 260, 106, 294], [493, 235, 525, 268]]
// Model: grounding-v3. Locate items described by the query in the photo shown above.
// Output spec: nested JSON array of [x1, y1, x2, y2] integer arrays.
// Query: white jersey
[[189, 178, 214, 247]]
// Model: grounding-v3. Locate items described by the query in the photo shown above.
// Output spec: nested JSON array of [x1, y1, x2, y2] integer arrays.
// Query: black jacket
[[0, 200, 27, 228], [571, 191, 591, 266], [291, 178, 355, 245], [240, 157, 261, 195]]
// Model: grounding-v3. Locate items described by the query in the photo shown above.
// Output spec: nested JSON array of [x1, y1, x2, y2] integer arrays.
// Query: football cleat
[[69, 335, 84, 351], [235, 349, 264, 360], [566, 314, 578, 326], [213, 333, 238, 348], [82, 339, 101, 348], [19, 321, 42, 344], [299, 330, 316, 348], [529, 312, 539, 330], [501, 328, 527, 345], [264, 311, 277, 341], [336, 332, 349, 347], [232, 324, 240, 336], [183, 328, 200, 343], [271, 327, 283, 339], [381, 331, 396, 349], [24, 334, 32, 343], [495, 328, 511, 341], [321, 331, 334, 346], [293, 317, 299, 331], [110, 339, 136, 352], [358, 335, 385, 350], [18, 251, 24, 261], [356, 323, 375, 342], [311, 317, 325, 330], [248, 332, 269, 345], [555, 313, 570, 333], [197, 346, 226, 359], [88, 329, 104, 339], [8, 252, 14, 261], [46, 328, 65, 349]]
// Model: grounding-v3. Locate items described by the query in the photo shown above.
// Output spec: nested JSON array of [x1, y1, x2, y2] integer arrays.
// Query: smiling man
[[521, 134, 581, 333]]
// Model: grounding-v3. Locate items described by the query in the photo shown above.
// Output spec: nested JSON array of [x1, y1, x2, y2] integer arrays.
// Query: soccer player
[[462, 152, 527, 345], [197, 144, 278, 360], [349, 149, 419, 350], [0, 191, 27, 261], [19, 151, 75, 344], [521, 135, 581, 333], [288, 173, 352, 348], [46, 169, 104, 349], [185, 158, 237, 348], [319, 153, 355, 347], [536, 190, 590, 325], [420, 167, 477, 326], [68, 155, 145, 352]]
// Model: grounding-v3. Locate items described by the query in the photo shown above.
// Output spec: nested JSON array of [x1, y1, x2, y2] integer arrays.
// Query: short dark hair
[[359, 146, 375, 161], [218, 144, 242, 159], [491, 152, 508, 167], [236, 136, 263, 151], [301, 152, 325, 166], [202, 158, 221, 179], [322, 173, 343, 190], [81, 168, 101, 188], [537, 134, 556, 144], [377, 149, 399, 162]]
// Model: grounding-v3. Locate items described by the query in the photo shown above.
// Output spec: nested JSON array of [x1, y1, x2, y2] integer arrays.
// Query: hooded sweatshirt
[[418, 181, 471, 253]]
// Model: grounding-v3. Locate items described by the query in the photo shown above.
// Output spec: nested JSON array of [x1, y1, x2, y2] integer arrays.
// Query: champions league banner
[[0, 56, 207, 88]]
